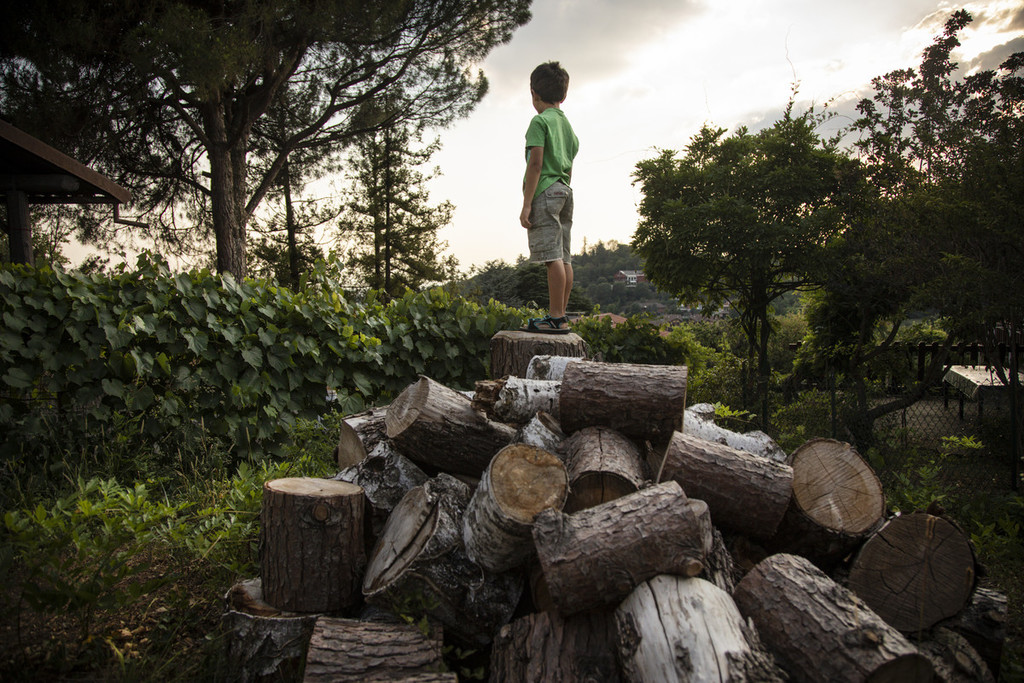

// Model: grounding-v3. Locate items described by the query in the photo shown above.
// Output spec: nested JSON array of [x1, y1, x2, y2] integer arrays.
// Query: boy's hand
[[520, 204, 532, 228]]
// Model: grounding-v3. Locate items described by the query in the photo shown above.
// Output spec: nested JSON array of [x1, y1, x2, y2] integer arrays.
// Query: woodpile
[[220, 332, 1005, 682]]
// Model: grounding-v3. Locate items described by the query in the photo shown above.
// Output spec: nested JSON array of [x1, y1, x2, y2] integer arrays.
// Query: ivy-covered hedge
[[0, 257, 526, 468]]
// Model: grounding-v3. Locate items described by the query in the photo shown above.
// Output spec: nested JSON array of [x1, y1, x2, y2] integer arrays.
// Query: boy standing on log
[[519, 61, 579, 334]]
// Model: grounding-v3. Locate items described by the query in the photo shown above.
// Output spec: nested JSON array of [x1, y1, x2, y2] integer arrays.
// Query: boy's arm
[[520, 146, 544, 229]]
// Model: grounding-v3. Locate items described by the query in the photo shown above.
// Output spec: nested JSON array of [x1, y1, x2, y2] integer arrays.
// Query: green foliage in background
[[572, 314, 710, 370]]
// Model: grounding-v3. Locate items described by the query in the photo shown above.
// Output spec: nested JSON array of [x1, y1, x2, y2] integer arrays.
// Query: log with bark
[[386, 376, 516, 478], [768, 438, 886, 568], [473, 376, 562, 424], [462, 443, 568, 572], [511, 411, 566, 454], [532, 480, 712, 616], [333, 444, 429, 544], [914, 626, 995, 683], [684, 402, 787, 463], [615, 575, 785, 683], [489, 609, 621, 682], [847, 512, 977, 633], [936, 585, 1007, 679], [362, 474, 522, 646], [559, 361, 688, 447], [561, 426, 647, 513], [260, 477, 366, 613], [656, 431, 793, 541], [302, 617, 445, 683], [733, 553, 934, 683], [336, 406, 389, 468], [525, 354, 586, 381], [490, 330, 588, 379]]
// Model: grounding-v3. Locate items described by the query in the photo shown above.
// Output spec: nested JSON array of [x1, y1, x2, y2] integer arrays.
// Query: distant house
[[613, 270, 646, 286]]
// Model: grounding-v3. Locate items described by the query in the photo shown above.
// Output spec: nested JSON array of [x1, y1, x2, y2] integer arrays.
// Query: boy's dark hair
[[530, 62, 569, 104]]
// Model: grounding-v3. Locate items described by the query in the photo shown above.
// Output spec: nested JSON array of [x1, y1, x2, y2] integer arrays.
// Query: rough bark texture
[[512, 411, 566, 454], [561, 426, 647, 513], [936, 585, 1007, 679], [526, 354, 586, 381], [701, 527, 743, 594], [684, 403, 787, 463], [222, 579, 318, 683], [386, 376, 516, 478], [462, 444, 568, 572], [914, 626, 995, 683], [489, 609, 621, 683], [559, 361, 688, 447], [533, 480, 712, 616], [259, 478, 365, 613], [658, 431, 793, 541], [362, 474, 522, 646], [495, 377, 562, 424], [336, 406, 389, 468], [733, 553, 934, 683], [303, 617, 444, 683], [490, 330, 588, 379], [847, 512, 976, 633], [615, 575, 785, 683], [769, 438, 885, 568]]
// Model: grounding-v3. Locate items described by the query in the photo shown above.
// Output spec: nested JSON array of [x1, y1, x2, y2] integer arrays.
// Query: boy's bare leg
[[546, 260, 567, 318], [563, 262, 574, 314]]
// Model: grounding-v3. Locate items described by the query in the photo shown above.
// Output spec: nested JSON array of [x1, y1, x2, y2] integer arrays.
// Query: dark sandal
[[524, 315, 570, 334]]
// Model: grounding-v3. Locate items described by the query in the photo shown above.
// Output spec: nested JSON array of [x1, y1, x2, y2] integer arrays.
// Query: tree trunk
[[489, 330, 588, 379], [561, 426, 647, 513], [936, 585, 1007, 679], [336, 406, 389, 468], [532, 480, 712, 616], [489, 609, 621, 683], [259, 478, 365, 613], [657, 431, 793, 541], [526, 354, 585, 381], [386, 376, 516, 478], [362, 474, 522, 646], [462, 444, 568, 572], [559, 361, 687, 447], [733, 553, 934, 683], [222, 577, 319, 683], [684, 403, 787, 463], [615, 575, 785, 683], [302, 617, 446, 683], [847, 512, 977, 633], [769, 438, 886, 568], [205, 105, 247, 278], [512, 411, 566, 454]]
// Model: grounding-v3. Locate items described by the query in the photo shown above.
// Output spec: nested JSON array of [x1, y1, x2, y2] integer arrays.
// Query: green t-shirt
[[525, 107, 579, 198]]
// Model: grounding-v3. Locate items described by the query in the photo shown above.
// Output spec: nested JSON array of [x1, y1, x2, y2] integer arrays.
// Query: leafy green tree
[[343, 123, 457, 297], [632, 106, 862, 416], [0, 0, 531, 277]]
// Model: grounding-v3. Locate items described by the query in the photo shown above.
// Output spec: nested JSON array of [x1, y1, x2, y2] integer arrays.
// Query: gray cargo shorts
[[527, 181, 573, 263]]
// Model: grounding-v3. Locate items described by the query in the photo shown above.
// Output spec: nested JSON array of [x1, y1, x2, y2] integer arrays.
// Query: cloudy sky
[[424, 0, 1024, 272]]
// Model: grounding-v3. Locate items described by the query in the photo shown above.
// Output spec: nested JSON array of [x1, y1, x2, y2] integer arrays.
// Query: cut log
[[701, 527, 742, 594], [462, 444, 568, 572], [847, 512, 976, 633], [336, 406, 389, 468], [533, 480, 712, 616], [769, 438, 886, 568], [222, 578, 319, 683], [937, 585, 1007, 679], [260, 477, 365, 613], [525, 354, 586, 381], [489, 609, 621, 683], [561, 426, 647, 513], [684, 402, 787, 463], [473, 377, 562, 424], [733, 553, 934, 683], [302, 617, 444, 683], [490, 330, 588, 379], [615, 575, 785, 683], [512, 410, 566, 454], [362, 474, 522, 646], [559, 360, 687, 447], [657, 431, 793, 540], [914, 626, 995, 683], [386, 376, 516, 478]]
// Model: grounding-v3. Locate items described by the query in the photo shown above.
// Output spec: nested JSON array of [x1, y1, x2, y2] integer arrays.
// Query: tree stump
[[559, 361, 687, 447], [336, 406, 389, 468], [302, 617, 445, 683], [490, 609, 621, 682], [733, 553, 934, 683], [462, 443, 568, 572], [386, 376, 516, 478], [561, 426, 647, 513], [615, 575, 785, 683], [222, 578, 319, 683], [847, 512, 976, 633], [362, 474, 522, 646], [769, 438, 886, 568], [260, 477, 365, 613], [512, 410, 566, 454], [533, 480, 712, 616], [526, 354, 586, 381], [489, 330, 588, 379], [657, 431, 793, 540]]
